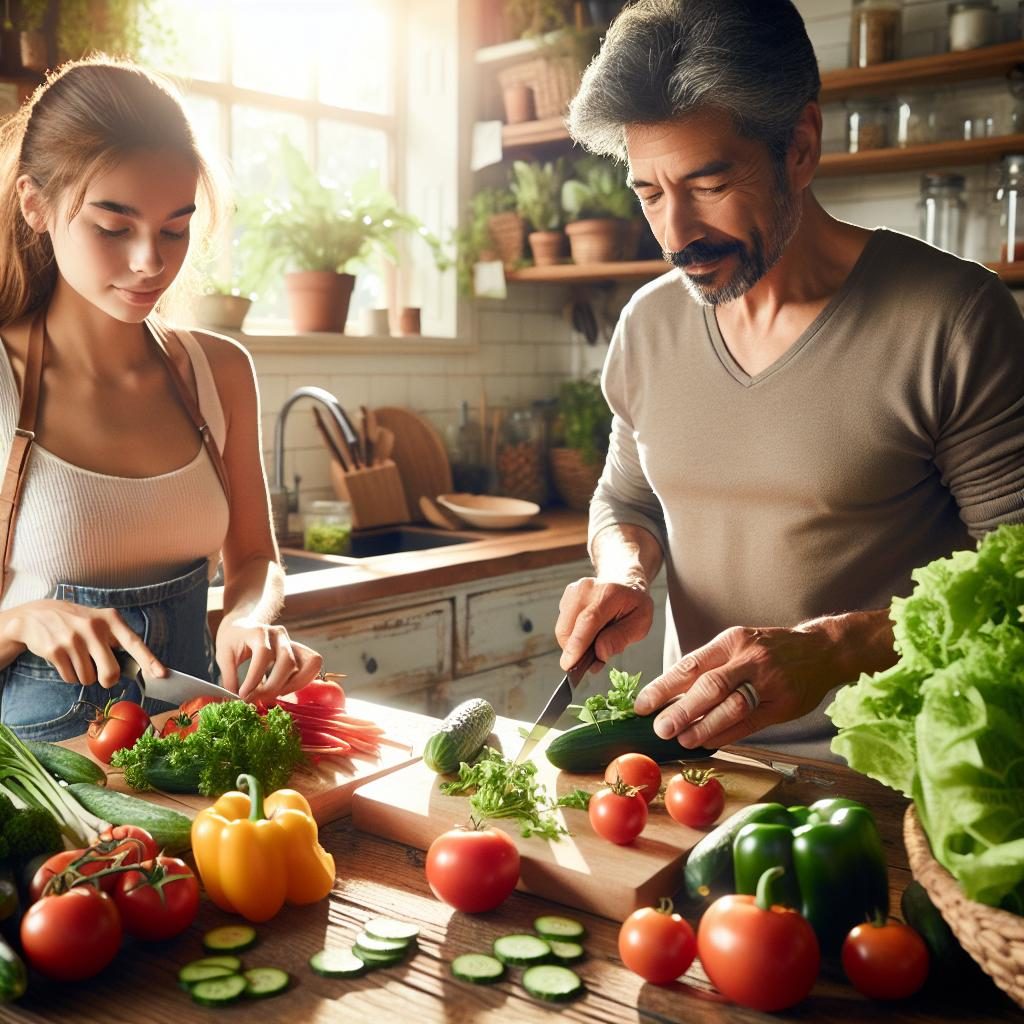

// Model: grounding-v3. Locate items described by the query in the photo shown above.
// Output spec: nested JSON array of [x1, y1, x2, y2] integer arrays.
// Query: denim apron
[[0, 559, 215, 742]]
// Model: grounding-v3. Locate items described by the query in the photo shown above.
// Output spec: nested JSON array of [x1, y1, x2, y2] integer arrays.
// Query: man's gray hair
[[568, 0, 821, 164]]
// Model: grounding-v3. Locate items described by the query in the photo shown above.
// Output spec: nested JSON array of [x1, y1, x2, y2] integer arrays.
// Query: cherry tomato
[[425, 824, 520, 913], [86, 697, 150, 763], [604, 753, 662, 805], [664, 768, 725, 829], [113, 857, 200, 941], [588, 782, 648, 845], [21, 887, 122, 981], [842, 919, 929, 1000], [291, 678, 346, 709], [160, 710, 199, 738], [618, 902, 696, 984]]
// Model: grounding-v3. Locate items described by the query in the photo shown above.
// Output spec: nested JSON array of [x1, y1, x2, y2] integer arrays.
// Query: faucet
[[269, 386, 360, 537]]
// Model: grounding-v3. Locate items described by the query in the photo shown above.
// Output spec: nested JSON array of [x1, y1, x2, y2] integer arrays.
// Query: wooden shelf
[[502, 115, 572, 150], [818, 134, 1024, 176]]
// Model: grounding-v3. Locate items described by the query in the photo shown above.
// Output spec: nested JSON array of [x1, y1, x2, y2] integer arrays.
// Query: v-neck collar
[[702, 229, 884, 388]]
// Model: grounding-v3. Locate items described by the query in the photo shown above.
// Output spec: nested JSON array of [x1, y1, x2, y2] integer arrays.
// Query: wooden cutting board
[[351, 715, 782, 921], [373, 406, 453, 519], [60, 698, 438, 826]]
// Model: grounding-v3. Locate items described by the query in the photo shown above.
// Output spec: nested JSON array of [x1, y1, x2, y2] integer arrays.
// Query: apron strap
[[0, 308, 45, 597]]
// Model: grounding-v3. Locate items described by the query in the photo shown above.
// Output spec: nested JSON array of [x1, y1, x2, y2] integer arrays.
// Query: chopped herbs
[[555, 789, 592, 811], [569, 668, 642, 727]]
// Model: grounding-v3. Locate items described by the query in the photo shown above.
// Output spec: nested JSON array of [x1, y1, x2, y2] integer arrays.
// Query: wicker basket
[[903, 804, 1024, 1008], [549, 447, 604, 511], [487, 211, 526, 269], [497, 54, 581, 119]]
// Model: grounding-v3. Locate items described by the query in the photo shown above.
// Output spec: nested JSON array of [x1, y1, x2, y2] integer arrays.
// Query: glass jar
[[847, 97, 891, 152], [496, 407, 547, 505], [919, 173, 967, 254], [303, 499, 352, 555], [850, 0, 902, 67], [995, 154, 1024, 262], [446, 401, 491, 494], [948, 1, 997, 51], [894, 94, 936, 147]]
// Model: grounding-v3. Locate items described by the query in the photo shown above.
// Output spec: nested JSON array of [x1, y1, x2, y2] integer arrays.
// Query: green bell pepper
[[733, 797, 888, 954]]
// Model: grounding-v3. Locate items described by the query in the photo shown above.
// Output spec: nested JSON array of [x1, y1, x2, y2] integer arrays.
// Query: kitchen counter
[[6, 733, 1019, 1024]]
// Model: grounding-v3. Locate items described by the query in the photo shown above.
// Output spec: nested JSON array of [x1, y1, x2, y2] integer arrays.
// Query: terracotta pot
[[565, 218, 625, 264], [194, 293, 252, 331], [487, 211, 525, 269], [527, 230, 566, 267], [284, 271, 355, 333], [19, 31, 47, 73], [620, 218, 643, 261], [502, 82, 535, 124], [398, 306, 421, 336]]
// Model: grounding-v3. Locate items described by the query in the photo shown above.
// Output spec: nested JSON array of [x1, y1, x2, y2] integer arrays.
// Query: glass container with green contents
[[303, 499, 352, 555]]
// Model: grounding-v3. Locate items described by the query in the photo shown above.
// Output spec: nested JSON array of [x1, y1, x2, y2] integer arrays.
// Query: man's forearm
[[591, 523, 664, 590], [798, 607, 897, 697]]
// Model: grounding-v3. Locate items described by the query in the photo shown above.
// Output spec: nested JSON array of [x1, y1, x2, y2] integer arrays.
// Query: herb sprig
[[569, 667, 642, 727]]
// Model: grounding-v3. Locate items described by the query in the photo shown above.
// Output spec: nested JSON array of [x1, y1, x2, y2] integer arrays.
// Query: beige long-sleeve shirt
[[590, 228, 1024, 761]]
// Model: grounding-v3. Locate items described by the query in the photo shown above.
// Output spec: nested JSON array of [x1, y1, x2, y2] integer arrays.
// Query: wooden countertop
[[9, 737, 1019, 1023]]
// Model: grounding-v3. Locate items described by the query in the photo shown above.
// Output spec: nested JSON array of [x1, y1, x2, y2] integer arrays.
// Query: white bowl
[[436, 493, 541, 530]]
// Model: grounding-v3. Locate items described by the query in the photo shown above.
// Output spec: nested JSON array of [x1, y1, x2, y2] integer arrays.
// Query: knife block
[[330, 459, 411, 529]]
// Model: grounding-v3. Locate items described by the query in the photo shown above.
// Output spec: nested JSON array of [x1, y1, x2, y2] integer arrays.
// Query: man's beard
[[664, 180, 801, 307]]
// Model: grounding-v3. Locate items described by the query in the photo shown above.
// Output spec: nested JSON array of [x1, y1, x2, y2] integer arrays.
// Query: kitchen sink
[[281, 527, 476, 572]]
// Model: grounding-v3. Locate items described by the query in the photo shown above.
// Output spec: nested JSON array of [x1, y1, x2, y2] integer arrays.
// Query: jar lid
[[309, 499, 352, 516], [921, 172, 966, 189]]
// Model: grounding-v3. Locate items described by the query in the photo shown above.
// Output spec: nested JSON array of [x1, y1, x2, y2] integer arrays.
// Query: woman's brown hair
[[0, 55, 223, 325]]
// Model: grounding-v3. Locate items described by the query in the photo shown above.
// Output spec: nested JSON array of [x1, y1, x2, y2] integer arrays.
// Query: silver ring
[[735, 681, 760, 712]]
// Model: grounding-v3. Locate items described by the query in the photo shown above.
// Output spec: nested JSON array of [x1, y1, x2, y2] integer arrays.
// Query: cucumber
[[900, 880, 988, 988], [547, 940, 585, 964], [422, 699, 496, 774], [203, 925, 258, 953], [0, 936, 27, 1004], [451, 953, 505, 984], [353, 930, 412, 955], [363, 917, 420, 943], [23, 740, 106, 785], [534, 915, 586, 941], [683, 802, 793, 901], [190, 974, 247, 1007], [179, 962, 237, 988], [243, 967, 289, 998], [190, 955, 243, 972], [352, 945, 407, 967], [309, 948, 367, 979], [67, 783, 192, 854], [545, 715, 715, 772], [492, 934, 551, 967], [521, 964, 584, 1002]]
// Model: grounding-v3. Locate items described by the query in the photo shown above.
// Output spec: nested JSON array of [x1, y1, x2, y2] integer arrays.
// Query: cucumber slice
[[203, 924, 258, 953], [451, 953, 506, 985], [353, 930, 413, 954], [243, 967, 289, 999], [352, 945, 407, 967], [178, 963, 236, 988], [190, 974, 247, 1007], [533, 915, 587, 941], [363, 917, 421, 943], [492, 934, 551, 967], [547, 940, 585, 964], [309, 948, 367, 979], [189, 955, 244, 972], [522, 964, 584, 1002]]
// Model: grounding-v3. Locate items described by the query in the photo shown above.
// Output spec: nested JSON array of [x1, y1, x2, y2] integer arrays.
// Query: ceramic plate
[[436, 493, 540, 530]]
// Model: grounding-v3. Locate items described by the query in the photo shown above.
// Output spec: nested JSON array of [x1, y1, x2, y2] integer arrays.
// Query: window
[[147, 0, 458, 337]]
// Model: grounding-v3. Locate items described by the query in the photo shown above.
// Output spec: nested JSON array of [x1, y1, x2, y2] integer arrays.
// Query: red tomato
[[28, 849, 101, 902], [425, 825, 520, 913], [160, 710, 199, 738], [588, 783, 648, 845], [842, 919, 929, 1000], [113, 857, 200, 941], [21, 887, 122, 981], [292, 678, 346, 709], [697, 870, 820, 1013], [618, 902, 696, 984], [86, 698, 150, 763], [177, 696, 225, 721], [604, 753, 662, 805], [664, 768, 725, 829], [89, 824, 159, 891]]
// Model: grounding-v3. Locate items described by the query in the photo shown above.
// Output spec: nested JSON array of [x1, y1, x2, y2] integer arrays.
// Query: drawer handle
[[518, 614, 533, 634], [362, 653, 379, 674]]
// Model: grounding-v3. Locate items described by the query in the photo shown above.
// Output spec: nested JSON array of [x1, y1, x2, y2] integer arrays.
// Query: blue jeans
[[0, 560, 215, 742]]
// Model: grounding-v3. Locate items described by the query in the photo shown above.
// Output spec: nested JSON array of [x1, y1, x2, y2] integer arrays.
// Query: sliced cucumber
[[451, 953, 506, 985], [243, 967, 289, 999], [178, 962, 236, 988], [309, 948, 366, 979], [352, 945, 408, 967], [190, 974, 247, 1007], [492, 934, 551, 967], [354, 930, 413, 954], [547, 940, 585, 964], [189, 955, 243, 972], [203, 924, 258, 953], [363, 917, 421, 943], [522, 964, 584, 1002], [533, 915, 587, 942]]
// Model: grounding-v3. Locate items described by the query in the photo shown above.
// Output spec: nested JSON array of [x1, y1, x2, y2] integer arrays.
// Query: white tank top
[[0, 328, 230, 610]]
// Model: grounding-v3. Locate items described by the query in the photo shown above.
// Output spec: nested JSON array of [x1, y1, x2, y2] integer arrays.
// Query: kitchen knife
[[116, 651, 237, 705], [513, 646, 597, 765]]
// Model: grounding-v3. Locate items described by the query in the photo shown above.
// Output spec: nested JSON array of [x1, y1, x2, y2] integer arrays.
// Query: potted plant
[[561, 156, 636, 264], [453, 186, 524, 294], [510, 158, 567, 267], [254, 139, 448, 333], [549, 374, 613, 510]]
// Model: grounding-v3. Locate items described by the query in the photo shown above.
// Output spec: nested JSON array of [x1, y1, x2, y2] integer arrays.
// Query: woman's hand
[[215, 617, 323, 701], [0, 600, 164, 685]]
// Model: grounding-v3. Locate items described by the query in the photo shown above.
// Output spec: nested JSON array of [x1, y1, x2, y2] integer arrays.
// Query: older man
[[554, 0, 1024, 760]]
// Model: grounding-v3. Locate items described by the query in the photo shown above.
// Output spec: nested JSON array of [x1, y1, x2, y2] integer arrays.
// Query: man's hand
[[555, 577, 654, 673]]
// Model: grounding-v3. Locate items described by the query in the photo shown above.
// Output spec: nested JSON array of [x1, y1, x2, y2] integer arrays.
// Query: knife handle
[[567, 645, 598, 689], [115, 649, 143, 684]]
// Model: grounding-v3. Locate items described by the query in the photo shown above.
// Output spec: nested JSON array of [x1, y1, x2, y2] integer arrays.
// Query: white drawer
[[432, 654, 560, 722]]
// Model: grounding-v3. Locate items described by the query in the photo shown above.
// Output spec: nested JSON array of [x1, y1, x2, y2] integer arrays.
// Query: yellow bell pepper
[[191, 773, 335, 922]]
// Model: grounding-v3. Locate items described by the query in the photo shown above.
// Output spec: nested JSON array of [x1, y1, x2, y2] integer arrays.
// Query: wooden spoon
[[419, 495, 461, 531], [374, 426, 395, 464]]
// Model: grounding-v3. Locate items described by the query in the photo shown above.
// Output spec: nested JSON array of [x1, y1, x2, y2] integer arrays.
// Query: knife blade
[[513, 646, 597, 765], [116, 651, 237, 705]]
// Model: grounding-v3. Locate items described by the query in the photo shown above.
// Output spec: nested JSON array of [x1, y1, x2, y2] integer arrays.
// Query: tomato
[[21, 887, 122, 981], [842, 919, 929, 1000], [604, 753, 662, 805], [28, 849, 101, 902], [588, 782, 648, 845], [425, 824, 520, 913], [113, 857, 200, 941], [618, 902, 696, 984], [86, 697, 151, 763], [697, 868, 820, 1012], [91, 825, 159, 890], [664, 767, 725, 829], [292, 678, 345, 709], [178, 696, 225, 721], [160, 710, 199, 738]]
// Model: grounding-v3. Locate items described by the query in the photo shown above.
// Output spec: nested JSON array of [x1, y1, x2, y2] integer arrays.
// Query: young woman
[[0, 57, 322, 741]]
